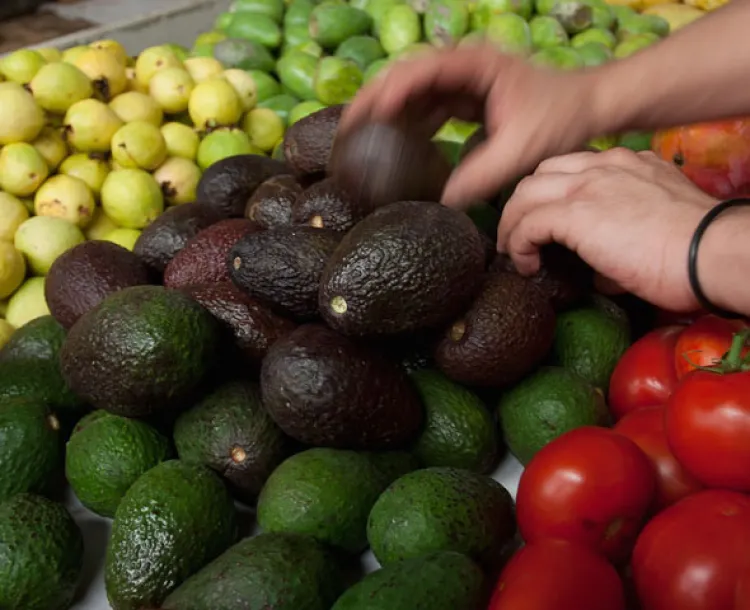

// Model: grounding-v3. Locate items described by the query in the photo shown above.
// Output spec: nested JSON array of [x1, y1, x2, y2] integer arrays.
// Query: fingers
[[503, 202, 569, 275], [340, 45, 507, 132], [496, 172, 585, 248]]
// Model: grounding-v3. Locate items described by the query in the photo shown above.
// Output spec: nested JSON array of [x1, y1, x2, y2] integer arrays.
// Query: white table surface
[[68, 454, 525, 609]]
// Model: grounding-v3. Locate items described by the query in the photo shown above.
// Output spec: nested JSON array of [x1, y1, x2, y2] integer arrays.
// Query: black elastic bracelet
[[688, 197, 750, 319]]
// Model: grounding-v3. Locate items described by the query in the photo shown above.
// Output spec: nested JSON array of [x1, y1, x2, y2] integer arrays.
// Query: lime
[[0, 192, 29, 242], [0, 241, 25, 300], [575, 41, 613, 66], [14, 216, 85, 276], [196, 128, 260, 170], [242, 108, 284, 152], [103, 228, 141, 251], [84, 207, 119, 241], [5, 277, 50, 329], [288, 100, 326, 125], [100, 169, 164, 229]]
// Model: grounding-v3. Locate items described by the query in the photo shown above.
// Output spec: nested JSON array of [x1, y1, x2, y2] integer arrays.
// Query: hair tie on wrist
[[688, 197, 750, 320]]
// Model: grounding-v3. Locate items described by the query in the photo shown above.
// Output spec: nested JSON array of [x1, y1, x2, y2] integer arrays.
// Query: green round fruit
[[66, 411, 172, 517], [13, 216, 85, 276], [101, 168, 164, 229], [196, 128, 260, 170]]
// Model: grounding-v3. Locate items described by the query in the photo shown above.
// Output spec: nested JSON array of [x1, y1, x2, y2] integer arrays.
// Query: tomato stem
[[693, 329, 750, 375]]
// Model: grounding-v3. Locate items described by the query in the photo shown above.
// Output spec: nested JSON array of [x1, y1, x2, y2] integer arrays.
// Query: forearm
[[591, 0, 750, 134], [696, 206, 750, 317]]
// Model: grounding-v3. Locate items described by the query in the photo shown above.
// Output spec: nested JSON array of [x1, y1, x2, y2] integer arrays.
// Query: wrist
[[694, 203, 750, 316]]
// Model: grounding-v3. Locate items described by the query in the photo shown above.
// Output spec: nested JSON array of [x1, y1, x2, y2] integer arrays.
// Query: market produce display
[[0, 0, 686, 346], [1, 89, 749, 610]]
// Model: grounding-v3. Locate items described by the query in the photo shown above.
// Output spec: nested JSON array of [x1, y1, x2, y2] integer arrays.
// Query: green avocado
[[105, 460, 237, 610], [59, 285, 221, 418], [65, 410, 172, 517], [257, 448, 390, 553], [331, 551, 486, 610], [0, 493, 84, 610], [0, 398, 63, 502], [367, 467, 516, 571], [162, 533, 345, 610], [309, 4, 373, 48]]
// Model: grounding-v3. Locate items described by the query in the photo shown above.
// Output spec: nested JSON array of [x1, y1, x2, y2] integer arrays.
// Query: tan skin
[[340, 0, 750, 316]]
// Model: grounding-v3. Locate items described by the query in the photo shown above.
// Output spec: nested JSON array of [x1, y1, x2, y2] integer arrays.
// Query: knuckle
[[601, 147, 639, 165]]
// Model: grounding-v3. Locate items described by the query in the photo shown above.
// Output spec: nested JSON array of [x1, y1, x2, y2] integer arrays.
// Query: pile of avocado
[[0, 106, 633, 610], [195, 0, 662, 155]]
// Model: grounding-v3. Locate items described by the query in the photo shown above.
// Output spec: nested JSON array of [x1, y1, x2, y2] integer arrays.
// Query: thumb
[[441, 134, 530, 209]]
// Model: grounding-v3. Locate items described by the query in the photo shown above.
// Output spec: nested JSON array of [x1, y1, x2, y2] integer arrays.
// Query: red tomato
[[631, 490, 750, 610], [614, 406, 703, 512], [608, 326, 682, 421], [736, 566, 750, 610], [516, 426, 656, 564], [673, 315, 747, 379], [488, 539, 626, 610], [665, 368, 750, 492]]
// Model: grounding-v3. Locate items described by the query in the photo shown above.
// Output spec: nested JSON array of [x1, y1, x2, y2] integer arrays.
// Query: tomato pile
[[489, 313, 750, 610]]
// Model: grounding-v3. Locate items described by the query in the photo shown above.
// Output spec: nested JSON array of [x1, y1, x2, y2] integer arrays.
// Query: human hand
[[340, 45, 612, 208], [497, 148, 718, 312]]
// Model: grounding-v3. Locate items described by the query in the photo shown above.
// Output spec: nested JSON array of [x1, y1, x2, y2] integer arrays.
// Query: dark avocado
[[328, 120, 452, 212], [196, 154, 290, 218], [260, 324, 424, 449], [282, 104, 345, 181], [60, 285, 220, 417], [163, 219, 261, 289], [229, 226, 343, 320], [319, 200, 485, 336], [0, 315, 66, 363], [244, 174, 303, 229], [173, 380, 292, 504], [435, 270, 556, 387], [45, 241, 153, 329], [489, 244, 593, 311], [162, 533, 344, 610], [0, 359, 86, 415], [180, 282, 296, 369], [292, 176, 361, 232], [133, 202, 223, 275]]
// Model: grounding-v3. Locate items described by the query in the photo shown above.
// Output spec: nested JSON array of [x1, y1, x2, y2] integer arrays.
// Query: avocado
[[498, 365, 609, 464], [367, 467, 516, 571], [0, 315, 65, 363], [552, 305, 631, 391], [105, 460, 237, 610], [282, 104, 345, 181], [65, 410, 172, 517], [328, 121, 453, 213], [292, 176, 362, 231], [319, 200, 485, 336], [489, 244, 593, 311], [163, 218, 261, 289], [195, 154, 290, 218], [0, 493, 84, 610], [257, 447, 389, 553], [180, 282, 297, 369], [261, 324, 423, 449], [244, 173, 303, 229], [309, 4, 373, 48], [230, 226, 343, 320], [173, 380, 291, 504], [331, 551, 486, 610], [60, 285, 220, 417], [163, 532, 344, 610], [409, 369, 499, 473], [0, 398, 63, 502], [45, 240, 153, 329], [0, 359, 86, 414], [133, 202, 223, 276], [434, 271, 556, 387]]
